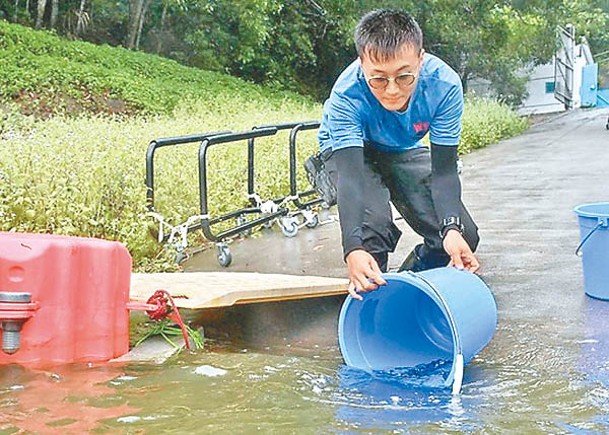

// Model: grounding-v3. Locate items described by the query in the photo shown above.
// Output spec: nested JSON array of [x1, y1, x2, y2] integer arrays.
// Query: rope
[[148, 212, 171, 243], [145, 289, 191, 350], [260, 200, 279, 214], [279, 195, 299, 207], [248, 193, 263, 207]]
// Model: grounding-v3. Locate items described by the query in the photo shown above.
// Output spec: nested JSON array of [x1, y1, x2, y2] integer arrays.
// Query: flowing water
[[2, 291, 609, 434]]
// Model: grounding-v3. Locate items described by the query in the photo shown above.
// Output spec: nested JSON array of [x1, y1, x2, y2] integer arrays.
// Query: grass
[[0, 21, 529, 272]]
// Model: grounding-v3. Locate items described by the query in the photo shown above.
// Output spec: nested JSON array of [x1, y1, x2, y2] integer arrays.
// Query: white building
[[468, 25, 597, 115], [517, 37, 594, 115]]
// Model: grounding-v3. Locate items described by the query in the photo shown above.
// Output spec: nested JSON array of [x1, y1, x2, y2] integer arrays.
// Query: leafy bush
[[0, 21, 312, 116], [0, 101, 35, 134], [460, 97, 528, 154]]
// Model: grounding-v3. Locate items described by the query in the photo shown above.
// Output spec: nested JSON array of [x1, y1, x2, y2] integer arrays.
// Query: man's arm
[[430, 143, 479, 271], [333, 147, 365, 257], [333, 147, 386, 299], [430, 143, 461, 222]]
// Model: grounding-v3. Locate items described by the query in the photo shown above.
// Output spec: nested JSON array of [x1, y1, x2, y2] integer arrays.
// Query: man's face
[[360, 44, 424, 112]]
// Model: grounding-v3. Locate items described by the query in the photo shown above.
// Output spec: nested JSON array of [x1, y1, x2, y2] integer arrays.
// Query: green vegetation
[[0, 21, 313, 117], [134, 318, 204, 350], [460, 98, 529, 154], [0, 22, 527, 272], [5, 0, 609, 103]]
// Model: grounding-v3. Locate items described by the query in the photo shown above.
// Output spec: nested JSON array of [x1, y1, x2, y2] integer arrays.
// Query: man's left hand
[[442, 229, 480, 273]]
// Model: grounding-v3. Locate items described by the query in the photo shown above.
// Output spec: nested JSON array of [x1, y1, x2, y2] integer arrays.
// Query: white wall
[[468, 41, 594, 116], [517, 43, 593, 116], [517, 63, 565, 115]]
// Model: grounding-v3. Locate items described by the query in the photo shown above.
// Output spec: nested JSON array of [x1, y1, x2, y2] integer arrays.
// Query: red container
[[0, 232, 131, 365]]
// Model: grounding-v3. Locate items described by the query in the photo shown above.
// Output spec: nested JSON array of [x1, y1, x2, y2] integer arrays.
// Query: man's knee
[[397, 244, 449, 273]]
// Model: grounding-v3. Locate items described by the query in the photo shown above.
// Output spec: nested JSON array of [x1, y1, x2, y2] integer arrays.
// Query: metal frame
[[247, 121, 312, 207], [147, 121, 324, 267], [198, 127, 287, 244], [145, 131, 230, 241], [554, 24, 576, 110], [289, 121, 322, 209], [147, 131, 233, 212]]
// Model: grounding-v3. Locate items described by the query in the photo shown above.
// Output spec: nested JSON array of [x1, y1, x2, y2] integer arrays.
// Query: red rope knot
[[145, 290, 191, 350]]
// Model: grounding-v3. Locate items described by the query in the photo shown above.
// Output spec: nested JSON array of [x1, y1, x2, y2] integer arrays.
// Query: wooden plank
[[130, 272, 349, 309]]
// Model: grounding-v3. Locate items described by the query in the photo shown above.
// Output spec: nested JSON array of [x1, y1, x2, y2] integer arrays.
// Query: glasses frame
[[367, 72, 418, 90]]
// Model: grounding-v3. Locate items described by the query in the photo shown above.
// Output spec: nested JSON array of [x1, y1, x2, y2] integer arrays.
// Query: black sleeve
[[430, 143, 462, 223], [333, 147, 366, 259]]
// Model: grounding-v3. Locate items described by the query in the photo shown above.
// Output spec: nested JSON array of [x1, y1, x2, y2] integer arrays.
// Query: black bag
[[304, 153, 337, 206]]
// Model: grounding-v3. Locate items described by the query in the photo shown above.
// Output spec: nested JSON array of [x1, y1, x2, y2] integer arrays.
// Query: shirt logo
[[413, 121, 429, 134]]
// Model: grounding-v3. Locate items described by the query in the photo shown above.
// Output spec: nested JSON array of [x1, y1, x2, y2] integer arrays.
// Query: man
[[315, 9, 480, 300]]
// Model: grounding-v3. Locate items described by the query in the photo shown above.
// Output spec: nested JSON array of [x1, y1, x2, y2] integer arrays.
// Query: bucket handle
[[409, 272, 464, 395], [575, 218, 607, 256]]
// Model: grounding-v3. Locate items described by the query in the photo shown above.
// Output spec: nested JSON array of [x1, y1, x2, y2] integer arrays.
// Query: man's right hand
[[345, 249, 387, 301]]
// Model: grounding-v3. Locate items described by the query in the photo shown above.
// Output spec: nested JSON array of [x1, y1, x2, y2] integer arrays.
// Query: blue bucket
[[338, 267, 497, 394], [573, 202, 609, 300]]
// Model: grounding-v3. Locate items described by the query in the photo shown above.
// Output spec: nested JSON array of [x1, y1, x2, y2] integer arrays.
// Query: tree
[[2, 0, 608, 104], [35, 0, 47, 28], [50, 0, 58, 27], [126, 0, 153, 49]]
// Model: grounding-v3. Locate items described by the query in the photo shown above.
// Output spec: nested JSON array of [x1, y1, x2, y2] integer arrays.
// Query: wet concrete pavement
[[185, 108, 609, 289], [184, 108, 609, 351]]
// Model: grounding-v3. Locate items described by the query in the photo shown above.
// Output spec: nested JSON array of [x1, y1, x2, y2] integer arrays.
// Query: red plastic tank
[[0, 232, 132, 365]]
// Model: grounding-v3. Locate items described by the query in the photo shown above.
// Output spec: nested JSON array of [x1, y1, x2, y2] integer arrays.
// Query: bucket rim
[[573, 202, 609, 218], [337, 270, 460, 386]]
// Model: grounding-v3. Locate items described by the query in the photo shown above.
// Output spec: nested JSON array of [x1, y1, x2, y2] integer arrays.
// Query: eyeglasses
[[367, 72, 417, 90]]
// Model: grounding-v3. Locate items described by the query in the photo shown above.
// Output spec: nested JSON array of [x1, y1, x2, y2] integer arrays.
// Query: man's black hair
[[354, 9, 423, 62]]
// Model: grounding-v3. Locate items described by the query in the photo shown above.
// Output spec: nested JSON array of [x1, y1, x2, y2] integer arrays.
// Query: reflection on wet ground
[[0, 364, 138, 433]]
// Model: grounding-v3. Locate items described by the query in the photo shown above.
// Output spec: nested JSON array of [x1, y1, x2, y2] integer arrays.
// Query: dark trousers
[[323, 146, 479, 272]]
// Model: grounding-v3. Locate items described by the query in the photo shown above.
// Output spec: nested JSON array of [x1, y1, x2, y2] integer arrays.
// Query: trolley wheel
[[217, 245, 232, 267], [305, 213, 319, 228], [281, 221, 299, 238]]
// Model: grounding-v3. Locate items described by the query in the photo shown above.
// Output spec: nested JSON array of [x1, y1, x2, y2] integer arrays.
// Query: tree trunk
[[35, 0, 47, 28], [126, 0, 145, 48], [128, 0, 152, 50], [134, 0, 152, 50], [49, 0, 58, 28], [155, 2, 167, 53], [13, 0, 19, 21], [75, 0, 87, 35]]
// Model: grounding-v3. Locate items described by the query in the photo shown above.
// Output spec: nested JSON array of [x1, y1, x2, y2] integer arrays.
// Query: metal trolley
[[147, 121, 325, 267], [145, 131, 230, 262]]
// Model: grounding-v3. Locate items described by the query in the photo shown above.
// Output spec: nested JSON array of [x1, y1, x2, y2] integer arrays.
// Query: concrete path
[[184, 108, 609, 351], [185, 108, 609, 290]]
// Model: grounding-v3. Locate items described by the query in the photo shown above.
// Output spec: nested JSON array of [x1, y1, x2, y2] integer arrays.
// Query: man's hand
[[442, 230, 480, 273], [345, 249, 387, 301]]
